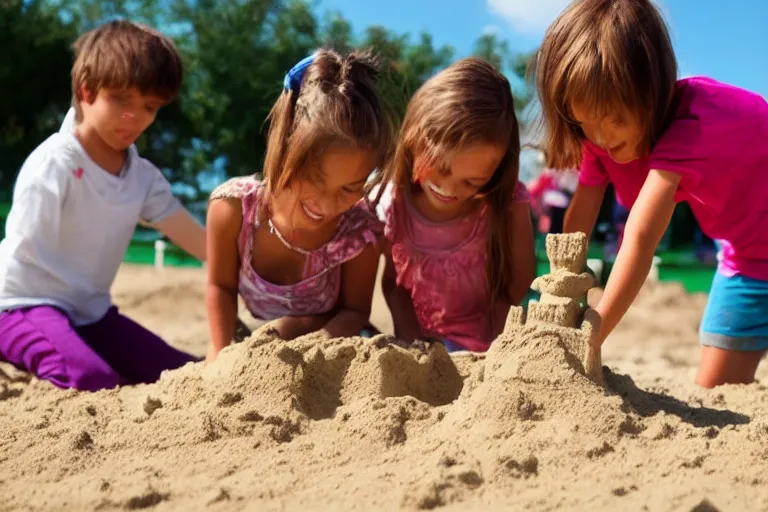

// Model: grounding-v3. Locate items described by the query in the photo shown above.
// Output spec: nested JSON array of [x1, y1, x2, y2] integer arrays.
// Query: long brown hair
[[379, 57, 520, 305], [530, 0, 678, 170], [262, 49, 395, 200]]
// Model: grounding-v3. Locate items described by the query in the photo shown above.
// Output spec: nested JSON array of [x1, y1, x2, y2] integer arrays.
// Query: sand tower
[[502, 232, 603, 384]]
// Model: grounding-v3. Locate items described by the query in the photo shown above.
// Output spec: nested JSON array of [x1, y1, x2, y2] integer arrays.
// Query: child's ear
[[77, 84, 95, 104]]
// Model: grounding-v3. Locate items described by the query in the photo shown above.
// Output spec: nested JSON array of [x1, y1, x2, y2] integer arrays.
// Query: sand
[[2, 237, 768, 512]]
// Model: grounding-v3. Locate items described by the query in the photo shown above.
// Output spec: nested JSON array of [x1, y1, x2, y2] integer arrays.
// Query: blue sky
[[317, 0, 768, 98]]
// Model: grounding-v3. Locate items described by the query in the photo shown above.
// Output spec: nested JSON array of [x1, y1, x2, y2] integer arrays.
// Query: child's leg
[[75, 307, 199, 385], [697, 272, 768, 388], [0, 307, 121, 391], [696, 346, 765, 388]]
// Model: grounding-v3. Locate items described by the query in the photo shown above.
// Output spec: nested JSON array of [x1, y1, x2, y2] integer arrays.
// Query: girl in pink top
[[533, 0, 768, 387], [205, 49, 394, 362], [375, 58, 536, 353]]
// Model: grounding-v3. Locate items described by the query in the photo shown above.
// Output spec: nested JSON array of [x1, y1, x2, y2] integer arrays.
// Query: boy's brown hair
[[531, 0, 678, 169], [263, 48, 395, 198], [71, 20, 183, 121], [381, 57, 521, 306]]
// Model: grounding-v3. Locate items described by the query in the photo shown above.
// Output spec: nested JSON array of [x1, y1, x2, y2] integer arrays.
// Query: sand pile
[[2, 235, 768, 511]]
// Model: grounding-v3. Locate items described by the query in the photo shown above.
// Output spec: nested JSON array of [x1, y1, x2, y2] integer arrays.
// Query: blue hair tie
[[283, 53, 316, 93]]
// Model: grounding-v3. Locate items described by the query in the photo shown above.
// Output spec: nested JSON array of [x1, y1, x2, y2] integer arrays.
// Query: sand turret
[[502, 232, 603, 384]]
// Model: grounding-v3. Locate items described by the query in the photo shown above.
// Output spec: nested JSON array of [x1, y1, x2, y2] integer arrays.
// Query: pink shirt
[[210, 177, 382, 320], [376, 182, 530, 352], [579, 77, 768, 280]]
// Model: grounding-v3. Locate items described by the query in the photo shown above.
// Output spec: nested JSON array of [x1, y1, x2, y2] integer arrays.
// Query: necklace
[[267, 218, 311, 256]]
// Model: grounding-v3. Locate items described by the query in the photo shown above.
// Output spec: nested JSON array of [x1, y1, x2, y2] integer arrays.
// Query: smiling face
[[272, 144, 375, 233], [413, 142, 505, 219], [569, 103, 645, 164]]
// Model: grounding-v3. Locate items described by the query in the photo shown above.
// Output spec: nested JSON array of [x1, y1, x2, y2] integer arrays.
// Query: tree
[[472, 33, 535, 123], [0, 0, 529, 200], [160, 0, 453, 187], [161, 0, 318, 189], [357, 27, 453, 119], [320, 11, 353, 54], [0, 0, 79, 195], [472, 33, 510, 72]]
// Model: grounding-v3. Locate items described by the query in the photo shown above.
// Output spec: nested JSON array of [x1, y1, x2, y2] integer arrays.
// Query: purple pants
[[0, 306, 198, 391]]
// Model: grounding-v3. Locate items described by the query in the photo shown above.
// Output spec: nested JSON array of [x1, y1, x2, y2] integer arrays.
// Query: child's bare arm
[[154, 209, 207, 261], [271, 313, 334, 340], [594, 170, 680, 345], [205, 198, 241, 362], [563, 183, 608, 238], [508, 201, 537, 305], [492, 201, 537, 336], [323, 242, 381, 338], [140, 164, 206, 261], [380, 240, 425, 342], [270, 242, 380, 340]]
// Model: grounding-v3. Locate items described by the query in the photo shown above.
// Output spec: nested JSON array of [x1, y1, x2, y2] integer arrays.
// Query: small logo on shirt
[[73, 168, 84, 179]]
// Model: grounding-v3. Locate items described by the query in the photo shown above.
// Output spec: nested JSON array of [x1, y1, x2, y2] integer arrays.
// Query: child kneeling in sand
[[373, 58, 536, 353], [533, 0, 768, 387], [205, 50, 394, 362], [0, 21, 206, 391]]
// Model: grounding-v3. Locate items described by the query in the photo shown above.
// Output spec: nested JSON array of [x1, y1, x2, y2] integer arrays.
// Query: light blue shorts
[[699, 272, 768, 352], [441, 339, 467, 353]]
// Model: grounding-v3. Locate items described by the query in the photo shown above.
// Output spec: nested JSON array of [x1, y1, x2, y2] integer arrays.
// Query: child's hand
[[580, 263, 603, 309], [394, 325, 426, 345], [582, 264, 597, 281], [389, 337, 430, 353], [154, 209, 206, 261], [272, 315, 332, 340], [582, 308, 604, 349], [205, 345, 221, 365], [580, 308, 604, 385], [586, 286, 603, 309]]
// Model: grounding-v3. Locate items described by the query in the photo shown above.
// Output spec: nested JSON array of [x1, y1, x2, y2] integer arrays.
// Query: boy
[[0, 20, 206, 391]]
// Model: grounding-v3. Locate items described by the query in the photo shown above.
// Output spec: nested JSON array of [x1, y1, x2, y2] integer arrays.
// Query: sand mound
[[2, 236, 768, 511]]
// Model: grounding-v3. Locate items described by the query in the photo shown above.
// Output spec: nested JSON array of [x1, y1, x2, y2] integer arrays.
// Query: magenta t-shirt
[[579, 77, 768, 280]]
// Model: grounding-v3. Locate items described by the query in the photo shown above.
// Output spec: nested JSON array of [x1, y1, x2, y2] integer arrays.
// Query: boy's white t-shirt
[[0, 110, 182, 325]]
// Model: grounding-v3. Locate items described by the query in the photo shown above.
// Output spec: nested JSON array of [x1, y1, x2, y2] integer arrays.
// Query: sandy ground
[[1, 261, 767, 511]]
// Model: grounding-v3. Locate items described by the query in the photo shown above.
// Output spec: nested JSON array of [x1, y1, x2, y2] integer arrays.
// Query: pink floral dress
[[210, 177, 382, 320]]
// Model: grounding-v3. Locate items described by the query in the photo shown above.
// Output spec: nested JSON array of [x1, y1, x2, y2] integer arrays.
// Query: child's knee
[[74, 363, 121, 391], [696, 344, 763, 388], [44, 359, 121, 392]]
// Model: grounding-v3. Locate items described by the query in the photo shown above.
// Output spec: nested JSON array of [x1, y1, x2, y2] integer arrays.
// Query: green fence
[[534, 237, 715, 294], [0, 202, 9, 240], [0, 202, 714, 293], [124, 240, 203, 268]]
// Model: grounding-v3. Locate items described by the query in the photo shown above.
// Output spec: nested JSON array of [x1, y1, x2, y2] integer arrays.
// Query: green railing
[[124, 239, 203, 268], [534, 237, 715, 294], [0, 202, 715, 293]]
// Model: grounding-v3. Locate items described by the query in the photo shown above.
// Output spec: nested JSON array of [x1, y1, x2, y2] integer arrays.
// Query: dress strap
[[209, 176, 264, 263]]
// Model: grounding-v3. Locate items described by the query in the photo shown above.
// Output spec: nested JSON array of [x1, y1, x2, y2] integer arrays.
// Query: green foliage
[[0, 0, 534, 199], [471, 33, 535, 122], [0, 0, 78, 198]]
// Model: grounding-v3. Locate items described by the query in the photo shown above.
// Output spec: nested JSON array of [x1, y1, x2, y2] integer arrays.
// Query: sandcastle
[[504, 232, 603, 384], [6, 234, 767, 511]]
